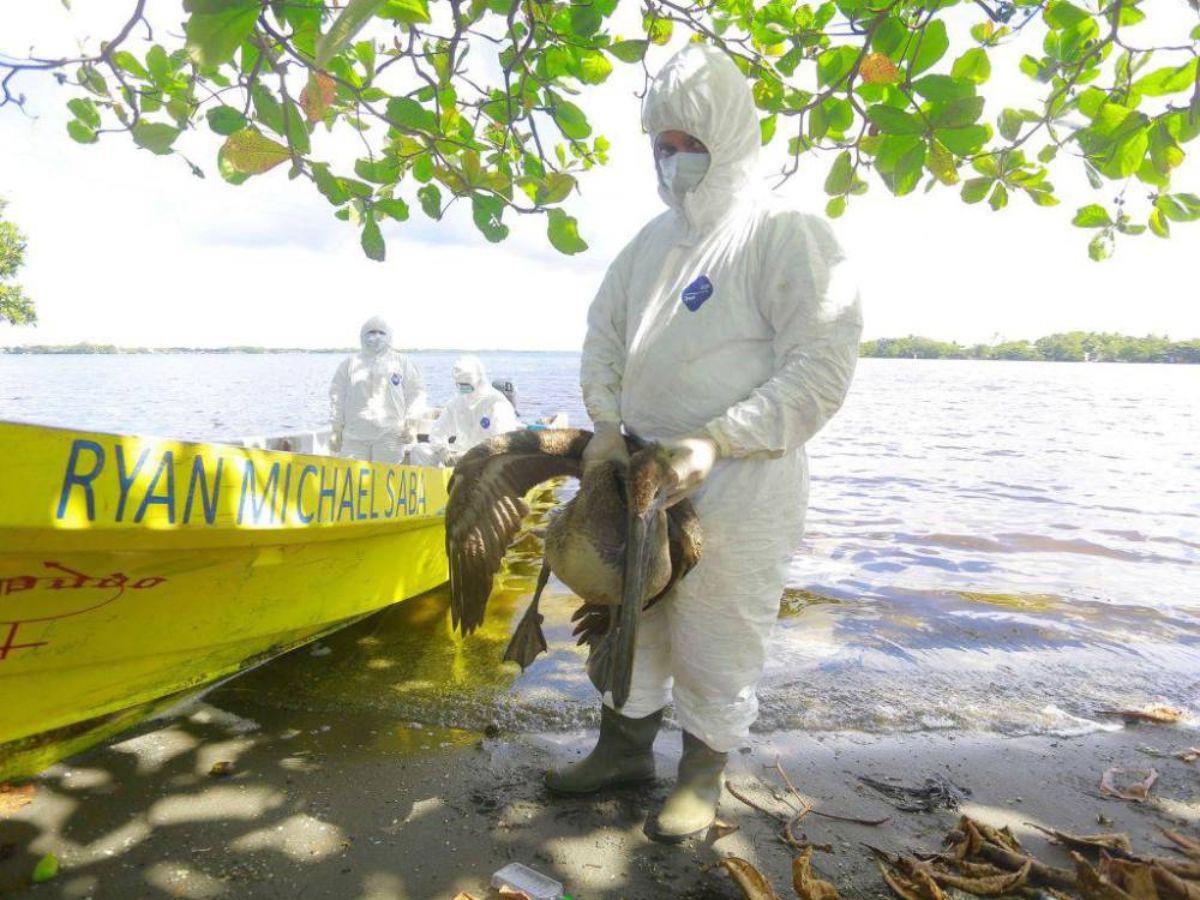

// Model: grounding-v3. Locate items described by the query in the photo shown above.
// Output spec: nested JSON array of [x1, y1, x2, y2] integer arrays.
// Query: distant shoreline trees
[[4, 334, 1199, 363], [859, 332, 1200, 363]]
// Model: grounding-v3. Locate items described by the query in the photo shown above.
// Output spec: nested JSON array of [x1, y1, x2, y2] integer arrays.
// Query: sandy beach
[[2, 689, 1198, 898]]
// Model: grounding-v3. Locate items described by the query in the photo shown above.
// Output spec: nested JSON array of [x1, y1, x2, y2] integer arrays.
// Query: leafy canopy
[[0, 200, 35, 326], [2, 0, 1197, 261]]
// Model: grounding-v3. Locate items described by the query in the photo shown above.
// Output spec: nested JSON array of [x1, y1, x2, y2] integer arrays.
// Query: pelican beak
[[608, 477, 668, 709]]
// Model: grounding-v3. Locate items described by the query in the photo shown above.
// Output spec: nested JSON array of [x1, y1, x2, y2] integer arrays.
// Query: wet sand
[[2, 697, 1198, 898]]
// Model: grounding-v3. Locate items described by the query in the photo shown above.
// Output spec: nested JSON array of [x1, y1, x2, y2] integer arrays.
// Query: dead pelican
[[445, 428, 702, 707]]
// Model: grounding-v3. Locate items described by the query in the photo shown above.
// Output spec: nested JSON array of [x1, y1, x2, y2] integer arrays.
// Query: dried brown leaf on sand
[[931, 859, 1032, 896], [0, 783, 36, 815], [1159, 828, 1200, 861], [709, 819, 740, 842], [450, 893, 479, 900], [793, 846, 839, 900], [1073, 851, 1137, 900], [719, 856, 781, 900], [1099, 706, 1184, 725], [875, 860, 945, 900], [1149, 865, 1200, 899], [1098, 855, 1158, 899], [1027, 823, 1134, 853], [1100, 768, 1158, 803]]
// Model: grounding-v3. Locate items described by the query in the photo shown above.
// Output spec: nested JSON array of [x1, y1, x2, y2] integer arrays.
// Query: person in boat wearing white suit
[[551, 43, 863, 843], [408, 355, 519, 465], [330, 316, 427, 463]]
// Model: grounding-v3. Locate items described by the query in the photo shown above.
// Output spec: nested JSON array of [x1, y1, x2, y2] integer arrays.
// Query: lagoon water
[[2, 352, 1198, 736]]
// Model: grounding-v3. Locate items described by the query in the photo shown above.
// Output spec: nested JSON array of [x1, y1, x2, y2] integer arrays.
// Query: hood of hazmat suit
[[579, 43, 863, 752], [430, 355, 519, 452], [330, 315, 428, 444]]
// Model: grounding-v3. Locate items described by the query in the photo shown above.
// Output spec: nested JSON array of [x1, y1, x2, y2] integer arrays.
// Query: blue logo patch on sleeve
[[480, 416, 491, 429], [681, 275, 714, 311], [390, 373, 401, 386]]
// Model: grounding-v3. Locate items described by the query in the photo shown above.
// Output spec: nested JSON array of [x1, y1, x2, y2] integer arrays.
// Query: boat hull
[[0, 422, 451, 780]]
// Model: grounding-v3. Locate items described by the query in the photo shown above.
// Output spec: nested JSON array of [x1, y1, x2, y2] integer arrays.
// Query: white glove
[[659, 433, 719, 504], [330, 426, 343, 453], [582, 421, 630, 475]]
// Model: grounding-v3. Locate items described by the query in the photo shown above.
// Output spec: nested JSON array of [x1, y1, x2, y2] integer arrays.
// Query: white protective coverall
[[409, 355, 519, 464], [330, 316, 428, 463], [579, 44, 863, 752]]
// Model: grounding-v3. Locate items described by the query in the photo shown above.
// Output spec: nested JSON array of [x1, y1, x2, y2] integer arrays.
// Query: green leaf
[[1148, 207, 1169, 238], [111, 50, 149, 79], [961, 177, 991, 203], [375, 197, 409, 220], [951, 48, 991, 84], [547, 208, 587, 254], [317, 0, 387, 66], [206, 105, 246, 135], [574, 49, 612, 85], [312, 163, 351, 205], [32, 854, 59, 884], [931, 96, 984, 129], [132, 122, 181, 155], [927, 140, 958, 185], [1045, 1, 1090, 30], [361, 215, 385, 261], [816, 46, 858, 87], [988, 181, 1008, 210], [386, 97, 438, 133], [1088, 232, 1111, 262], [760, 114, 777, 146], [912, 75, 975, 103], [417, 183, 442, 219], [66, 119, 97, 143], [824, 150, 853, 195], [1133, 60, 1198, 98], [908, 20, 948, 77], [219, 128, 290, 176], [825, 195, 847, 218], [471, 194, 510, 242], [551, 100, 591, 140], [184, 1, 259, 68], [1072, 204, 1111, 228], [643, 13, 672, 45], [67, 98, 101, 128], [867, 105, 923, 135], [608, 40, 648, 63], [872, 15, 907, 59], [569, 3, 602, 37], [937, 124, 990, 156], [380, 0, 431, 24], [535, 172, 575, 205]]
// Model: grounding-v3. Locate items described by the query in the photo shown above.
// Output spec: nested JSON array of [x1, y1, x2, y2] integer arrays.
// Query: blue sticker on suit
[[480, 416, 491, 429], [390, 373, 401, 385], [681, 275, 713, 311]]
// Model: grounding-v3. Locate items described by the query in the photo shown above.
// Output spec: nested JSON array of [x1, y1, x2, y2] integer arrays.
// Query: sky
[[1, 1, 1197, 351]]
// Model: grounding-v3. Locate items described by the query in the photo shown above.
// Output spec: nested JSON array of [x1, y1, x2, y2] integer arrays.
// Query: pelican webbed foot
[[502, 562, 551, 670]]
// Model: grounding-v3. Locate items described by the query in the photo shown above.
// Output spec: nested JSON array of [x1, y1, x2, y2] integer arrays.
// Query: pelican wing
[[446, 428, 592, 635]]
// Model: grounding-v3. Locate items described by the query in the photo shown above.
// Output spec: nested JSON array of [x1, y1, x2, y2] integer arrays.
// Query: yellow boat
[[0, 420, 452, 781]]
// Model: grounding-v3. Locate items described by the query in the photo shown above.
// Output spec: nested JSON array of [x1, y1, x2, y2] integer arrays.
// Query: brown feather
[[446, 429, 590, 635]]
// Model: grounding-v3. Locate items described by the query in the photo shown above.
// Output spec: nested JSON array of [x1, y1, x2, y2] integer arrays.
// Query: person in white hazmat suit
[[407, 355, 519, 465], [329, 317, 428, 463], [545, 44, 862, 843]]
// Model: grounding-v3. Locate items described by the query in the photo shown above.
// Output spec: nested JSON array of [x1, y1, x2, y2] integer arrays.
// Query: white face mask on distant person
[[657, 151, 710, 199], [363, 331, 388, 354]]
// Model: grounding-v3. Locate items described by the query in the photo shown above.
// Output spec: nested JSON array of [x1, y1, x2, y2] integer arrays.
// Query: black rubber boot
[[645, 730, 728, 842], [544, 706, 662, 795]]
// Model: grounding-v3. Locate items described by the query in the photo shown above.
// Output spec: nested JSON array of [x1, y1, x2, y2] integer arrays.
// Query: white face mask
[[362, 331, 388, 355], [456, 382, 474, 394], [657, 151, 711, 199]]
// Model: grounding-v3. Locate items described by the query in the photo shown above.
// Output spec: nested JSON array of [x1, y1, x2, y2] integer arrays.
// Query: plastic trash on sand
[[491, 862, 564, 900]]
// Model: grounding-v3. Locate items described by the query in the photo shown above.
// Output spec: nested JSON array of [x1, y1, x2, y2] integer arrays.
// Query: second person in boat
[[408, 355, 519, 466]]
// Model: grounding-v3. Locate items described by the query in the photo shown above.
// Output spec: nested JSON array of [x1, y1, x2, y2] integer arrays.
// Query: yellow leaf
[[301, 72, 336, 123], [220, 129, 291, 176], [860, 53, 900, 85]]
